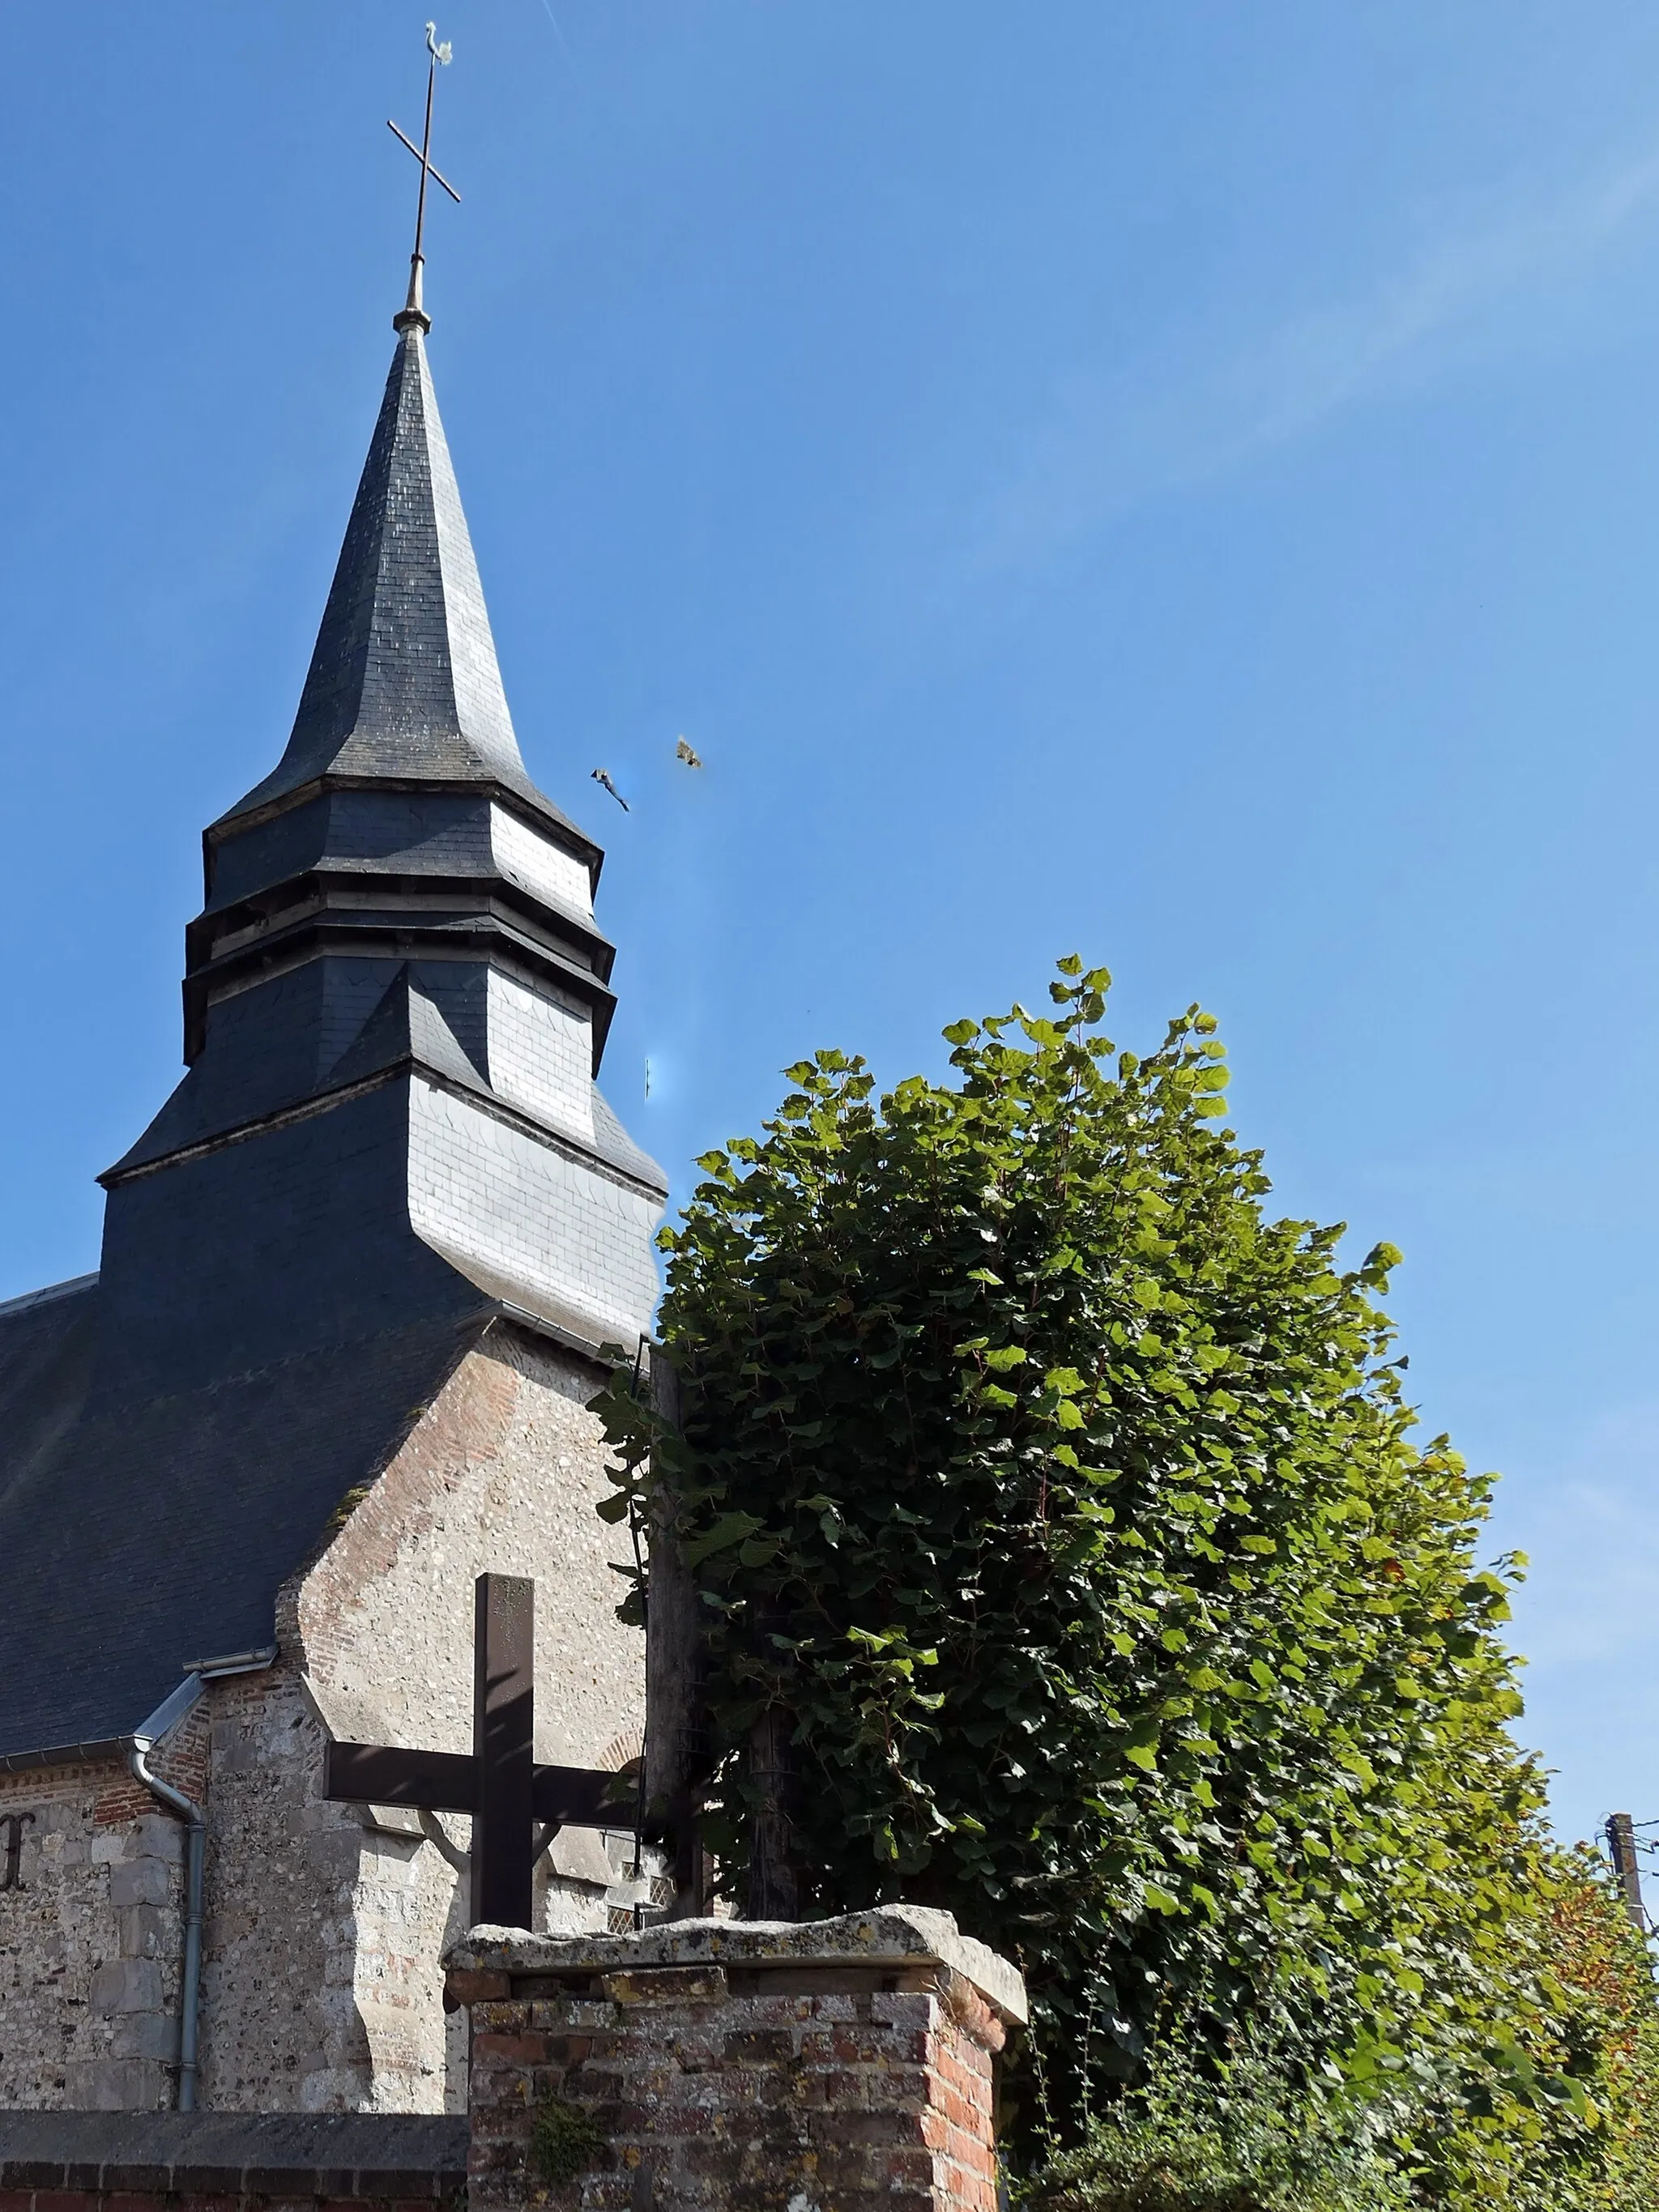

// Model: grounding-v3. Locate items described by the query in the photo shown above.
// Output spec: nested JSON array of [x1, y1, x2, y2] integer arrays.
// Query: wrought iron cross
[[389, 22, 462, 330], [324, 1574, 638, 1929]]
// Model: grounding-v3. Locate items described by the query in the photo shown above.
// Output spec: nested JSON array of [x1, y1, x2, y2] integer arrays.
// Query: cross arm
[[534, 1762, 642, 1831], [324, 1741, 476, 1813], [386, 120, 463, 202], [323, 1743, 646, 1835]]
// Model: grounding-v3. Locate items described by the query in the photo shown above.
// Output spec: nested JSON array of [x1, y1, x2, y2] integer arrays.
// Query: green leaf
[[682, 1510, 768, 1568]]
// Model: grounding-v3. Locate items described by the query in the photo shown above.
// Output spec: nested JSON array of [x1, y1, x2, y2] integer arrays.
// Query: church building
[[0, 259, 667, 2111]]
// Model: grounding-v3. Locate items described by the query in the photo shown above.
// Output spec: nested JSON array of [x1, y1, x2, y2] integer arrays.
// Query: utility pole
[[1606, 1812, 1648, 1930]]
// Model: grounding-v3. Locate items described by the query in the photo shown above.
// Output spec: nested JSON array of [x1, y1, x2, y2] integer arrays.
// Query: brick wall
[[446, 1909, 1025, 2212]]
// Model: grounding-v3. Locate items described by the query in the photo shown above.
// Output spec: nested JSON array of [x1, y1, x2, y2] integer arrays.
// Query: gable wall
[[196, 1323, 646, 2115]]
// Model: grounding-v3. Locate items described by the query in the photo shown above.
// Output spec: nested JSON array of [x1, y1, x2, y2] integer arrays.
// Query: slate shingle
[[0, 1281, 487, 1760]]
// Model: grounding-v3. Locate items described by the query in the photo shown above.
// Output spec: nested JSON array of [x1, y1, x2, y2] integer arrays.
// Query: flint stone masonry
[[446, 1908, 1026, 2212], [0, 2109, 466, 2210], [0, 1722, 204, 2113]]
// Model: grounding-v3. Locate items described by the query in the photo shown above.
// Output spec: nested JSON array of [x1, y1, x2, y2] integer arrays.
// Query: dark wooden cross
[[324, 1574, 638, 1929]]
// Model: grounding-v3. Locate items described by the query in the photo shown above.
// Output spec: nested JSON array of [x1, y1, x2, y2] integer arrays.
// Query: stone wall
[[294, 1324, 642, 1791], [0, 1707, 206, 2112], [446, 1909, 1025, 2212]]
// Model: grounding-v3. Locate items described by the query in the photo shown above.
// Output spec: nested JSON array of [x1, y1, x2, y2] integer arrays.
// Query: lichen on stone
[[530, 2093, 607, 2183]]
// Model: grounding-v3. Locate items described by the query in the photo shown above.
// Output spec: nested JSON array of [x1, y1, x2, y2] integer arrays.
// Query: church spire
[[177, 295, 612, 1062], [168, 25, 620, 1081], [217, 321, 546, 827], [218, 19, 510, 831]]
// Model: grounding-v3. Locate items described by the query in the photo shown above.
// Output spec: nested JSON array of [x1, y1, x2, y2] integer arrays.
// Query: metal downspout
[[129, 1738, 206, 2112]]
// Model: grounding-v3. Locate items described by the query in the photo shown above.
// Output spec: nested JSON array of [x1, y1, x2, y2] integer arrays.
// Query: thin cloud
[[965, 138, 1659, 580], [535, 0, 578, 72], [1504, 1400, 1659, 1669]]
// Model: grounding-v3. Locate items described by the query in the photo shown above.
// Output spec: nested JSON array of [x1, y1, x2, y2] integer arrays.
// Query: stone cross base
[[445, 1907, 1027, 2212]]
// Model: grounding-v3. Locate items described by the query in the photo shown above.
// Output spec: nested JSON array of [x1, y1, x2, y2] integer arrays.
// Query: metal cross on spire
[[389, 22, 462, 335]]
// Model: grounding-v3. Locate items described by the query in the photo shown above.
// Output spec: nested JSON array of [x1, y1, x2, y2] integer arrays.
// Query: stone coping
[[0, 2112, 468, 2197], [447, 1903, 1028, 2027]]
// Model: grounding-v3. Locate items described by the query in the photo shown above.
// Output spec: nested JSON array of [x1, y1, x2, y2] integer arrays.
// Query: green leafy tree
[[598, 961, 1654, 2194], [1029, 2031, 1413, 2212]]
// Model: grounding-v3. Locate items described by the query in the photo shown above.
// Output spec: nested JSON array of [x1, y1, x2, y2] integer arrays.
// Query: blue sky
[[5, 4, 1659, 1867]]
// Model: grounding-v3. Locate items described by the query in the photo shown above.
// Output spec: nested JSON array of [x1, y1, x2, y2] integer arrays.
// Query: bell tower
[[97, 271, 663, 1390]]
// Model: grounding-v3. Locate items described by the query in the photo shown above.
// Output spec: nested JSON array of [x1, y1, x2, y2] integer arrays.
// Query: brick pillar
[[446, 1907, 1026, 2212]]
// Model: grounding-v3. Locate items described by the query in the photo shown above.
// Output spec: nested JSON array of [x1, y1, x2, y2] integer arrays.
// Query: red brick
[[603, 1967, 728, 2005], [446, 1968, 512, 2005], [946, 2124, 991, 2169], [935, 2083, 986, 2137], [938, 2038, 991, 2083], [470, 2103, 533, 2142], [832, 2112, 926, 2150], [878, 2146, 938, 2187], [720, 2027, 797, 2063], [473, 2030, 548, 2063]]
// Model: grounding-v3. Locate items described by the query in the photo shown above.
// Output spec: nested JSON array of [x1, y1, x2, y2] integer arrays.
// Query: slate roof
[[215, 325, 578, 839], [105, 958, 664, 1197], [0, 1274, 490, 1762]]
